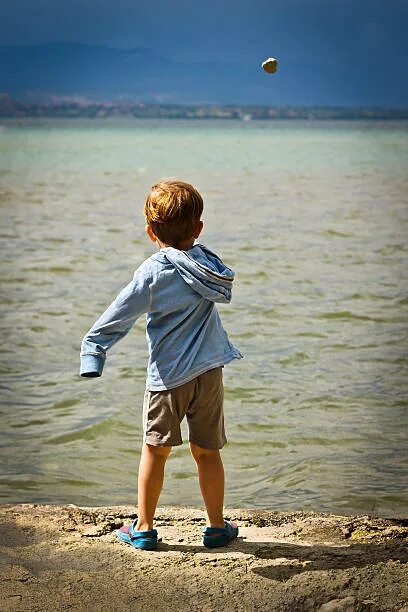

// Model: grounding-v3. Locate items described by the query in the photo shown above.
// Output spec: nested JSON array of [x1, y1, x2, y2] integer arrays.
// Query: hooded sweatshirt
[[80, 244, 243, 390]]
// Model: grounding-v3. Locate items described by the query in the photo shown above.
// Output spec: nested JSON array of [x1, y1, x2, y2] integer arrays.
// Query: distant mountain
[[0, 42, 407, 106]]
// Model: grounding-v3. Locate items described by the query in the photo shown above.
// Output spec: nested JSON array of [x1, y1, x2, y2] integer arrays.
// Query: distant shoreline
[[1, 94, 408, 120]]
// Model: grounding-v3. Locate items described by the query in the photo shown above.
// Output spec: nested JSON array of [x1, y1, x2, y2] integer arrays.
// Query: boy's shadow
[[158, 538, 408, 582]]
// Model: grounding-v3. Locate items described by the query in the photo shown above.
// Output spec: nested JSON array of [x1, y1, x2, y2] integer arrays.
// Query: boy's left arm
[[80, 267, 151, 377]]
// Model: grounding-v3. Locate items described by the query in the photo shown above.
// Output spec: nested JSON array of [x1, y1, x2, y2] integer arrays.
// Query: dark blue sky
[[1, 0, 407, 105]]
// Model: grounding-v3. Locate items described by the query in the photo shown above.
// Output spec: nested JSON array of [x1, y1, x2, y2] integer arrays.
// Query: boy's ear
[[193, 220, 203, 238], [146, 225, 157, 243]]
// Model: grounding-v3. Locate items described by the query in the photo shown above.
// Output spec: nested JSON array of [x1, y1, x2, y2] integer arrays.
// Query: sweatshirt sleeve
[[80, 267, 151, 377]]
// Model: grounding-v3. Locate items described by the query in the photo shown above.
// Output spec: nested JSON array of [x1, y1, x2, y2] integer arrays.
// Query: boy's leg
[[190, 442, 225, 528], [136, 443, 171, 531]]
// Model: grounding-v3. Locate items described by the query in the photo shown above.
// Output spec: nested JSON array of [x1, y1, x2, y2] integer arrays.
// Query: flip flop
[[203, 520, 239, 548], [116, 520, 158, 551]]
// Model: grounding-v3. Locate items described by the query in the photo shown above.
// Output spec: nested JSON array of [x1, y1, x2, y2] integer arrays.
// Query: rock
[[382, 526, 408, 538], [261, 58, 278, 74], [2, 565, 33, 582], [359, 600, 378, 611], [81, 523, 110, 537], [318, 597, 356, 612]]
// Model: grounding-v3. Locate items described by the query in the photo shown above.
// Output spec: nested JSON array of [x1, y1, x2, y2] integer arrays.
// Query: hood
[[161, 244, 235, 303]]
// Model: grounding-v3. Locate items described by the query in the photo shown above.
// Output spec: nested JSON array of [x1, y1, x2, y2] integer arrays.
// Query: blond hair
[[144, 179, 203, 247]]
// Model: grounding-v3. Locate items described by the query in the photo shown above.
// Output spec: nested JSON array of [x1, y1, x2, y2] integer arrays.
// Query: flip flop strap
[[203, 527, 228, 535], [128, 523, 158, 540], [129, 533, 156, 541], [204, 519, 235, 535]]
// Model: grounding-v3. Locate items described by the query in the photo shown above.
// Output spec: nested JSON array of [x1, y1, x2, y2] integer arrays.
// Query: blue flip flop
[[116, 520, 158, 551], [203, 520, 239, 548]]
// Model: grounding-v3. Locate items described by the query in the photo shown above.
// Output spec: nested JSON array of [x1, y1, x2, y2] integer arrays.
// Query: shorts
[[142, 367, 226, 450]]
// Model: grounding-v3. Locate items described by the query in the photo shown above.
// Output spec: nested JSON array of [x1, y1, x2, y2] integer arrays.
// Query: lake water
[[1, 118, 407, 517]]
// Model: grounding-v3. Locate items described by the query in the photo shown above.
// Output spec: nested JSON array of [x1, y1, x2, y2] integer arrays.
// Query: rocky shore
[[2, 94, 408, 120], [1, 504, 407, 611]]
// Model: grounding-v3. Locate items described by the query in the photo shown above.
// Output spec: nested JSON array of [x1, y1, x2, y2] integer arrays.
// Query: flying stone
[[262, 58, 278, 73]]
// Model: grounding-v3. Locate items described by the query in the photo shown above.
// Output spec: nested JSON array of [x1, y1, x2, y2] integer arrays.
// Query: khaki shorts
[[143, 367, 226, 450]]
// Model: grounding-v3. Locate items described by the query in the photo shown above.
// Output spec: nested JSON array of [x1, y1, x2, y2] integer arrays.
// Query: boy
[[80, 179, 242, 550]]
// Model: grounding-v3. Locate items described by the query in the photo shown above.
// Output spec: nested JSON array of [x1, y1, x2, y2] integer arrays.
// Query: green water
[[1, 118, 407, 516]]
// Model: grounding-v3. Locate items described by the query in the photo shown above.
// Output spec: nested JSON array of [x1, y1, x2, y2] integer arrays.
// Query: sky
[[1, 0, 407, 105]]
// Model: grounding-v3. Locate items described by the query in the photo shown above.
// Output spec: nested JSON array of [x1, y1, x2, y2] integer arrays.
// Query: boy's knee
[[190, 442, 219, 461]]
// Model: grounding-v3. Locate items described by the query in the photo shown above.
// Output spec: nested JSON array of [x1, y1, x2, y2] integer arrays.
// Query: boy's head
[[144, 179, 203, 248]]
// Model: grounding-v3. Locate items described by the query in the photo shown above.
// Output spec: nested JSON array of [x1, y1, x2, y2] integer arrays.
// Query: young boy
[[80, 179, 242, 550]]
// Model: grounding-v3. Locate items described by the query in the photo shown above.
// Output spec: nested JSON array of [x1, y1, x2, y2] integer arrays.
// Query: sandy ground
[[0, 504, 407, 612]]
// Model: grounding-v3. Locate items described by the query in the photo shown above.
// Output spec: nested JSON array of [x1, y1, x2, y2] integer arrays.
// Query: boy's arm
[[80, 268, 151, 377]]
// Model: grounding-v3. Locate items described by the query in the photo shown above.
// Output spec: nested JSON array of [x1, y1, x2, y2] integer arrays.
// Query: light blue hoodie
[[80, 244, 243, 390]]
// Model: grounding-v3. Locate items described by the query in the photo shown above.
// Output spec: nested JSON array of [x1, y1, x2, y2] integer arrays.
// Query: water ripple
[[1, 118, 407, 515]]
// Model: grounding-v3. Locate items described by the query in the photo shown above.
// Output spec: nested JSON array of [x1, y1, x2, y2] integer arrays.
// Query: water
[[1, 118, 407, 516]]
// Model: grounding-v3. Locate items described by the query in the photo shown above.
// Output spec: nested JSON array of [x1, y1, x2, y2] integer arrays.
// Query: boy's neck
[[157, 238, 196, 251]]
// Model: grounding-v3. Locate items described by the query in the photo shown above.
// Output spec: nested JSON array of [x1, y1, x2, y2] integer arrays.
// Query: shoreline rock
[[1, 504, 407, 611]]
